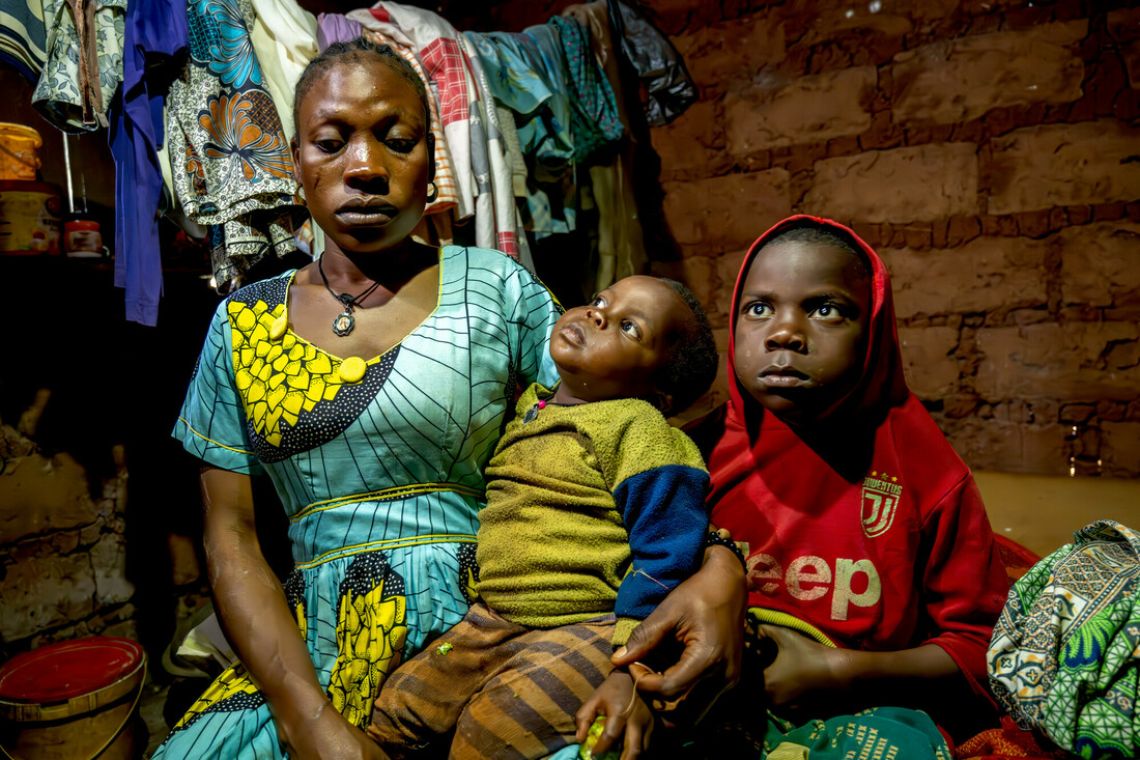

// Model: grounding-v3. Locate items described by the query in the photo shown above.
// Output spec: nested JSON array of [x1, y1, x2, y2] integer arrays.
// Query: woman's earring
[[426, 181, 438, 202]]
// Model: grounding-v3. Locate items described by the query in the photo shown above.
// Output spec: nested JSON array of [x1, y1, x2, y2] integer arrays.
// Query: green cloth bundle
[[988, 520, 1140, 759]]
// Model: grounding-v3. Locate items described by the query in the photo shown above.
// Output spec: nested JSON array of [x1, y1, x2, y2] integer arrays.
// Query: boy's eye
[[591, 296, 606, 308], [744, 302, 771, 318], [315, 139, 343, 154], [812, 303, 846, 322], [620, 319, 641, 339]]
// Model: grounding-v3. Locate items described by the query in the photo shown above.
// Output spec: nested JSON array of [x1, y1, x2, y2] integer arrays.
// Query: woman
[[155, 39, 743, 760]]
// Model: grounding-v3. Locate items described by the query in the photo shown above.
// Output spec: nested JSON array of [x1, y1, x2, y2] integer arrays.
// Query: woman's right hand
[[280, 703, 387, 760]]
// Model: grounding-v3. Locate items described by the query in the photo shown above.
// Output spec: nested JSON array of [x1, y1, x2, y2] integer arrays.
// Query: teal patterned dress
[[155, 246, 559, 758]]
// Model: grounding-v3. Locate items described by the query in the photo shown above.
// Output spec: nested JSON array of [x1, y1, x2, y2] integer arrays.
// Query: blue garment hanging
[[108, 0, 188, 325]]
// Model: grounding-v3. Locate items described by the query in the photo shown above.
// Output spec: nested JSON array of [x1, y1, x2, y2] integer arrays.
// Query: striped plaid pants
[[368, 602, 615, 759]]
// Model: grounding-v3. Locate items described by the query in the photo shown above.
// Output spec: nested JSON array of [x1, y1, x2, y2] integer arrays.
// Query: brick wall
[[0, 425, 135, 653], [490, 0, 1140, 477]]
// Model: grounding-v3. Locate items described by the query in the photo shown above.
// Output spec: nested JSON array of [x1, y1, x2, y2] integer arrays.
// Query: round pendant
[[332, 310, 355, 337]]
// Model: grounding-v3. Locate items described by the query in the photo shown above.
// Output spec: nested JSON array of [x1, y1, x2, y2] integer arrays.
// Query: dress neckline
[[281, 246, 445, 365]]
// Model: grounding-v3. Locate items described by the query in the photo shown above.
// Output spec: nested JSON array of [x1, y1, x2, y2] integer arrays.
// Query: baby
[[369, 274, 720, 759]]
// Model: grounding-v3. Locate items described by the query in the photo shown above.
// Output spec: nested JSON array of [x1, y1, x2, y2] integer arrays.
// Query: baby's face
[[733, 241, 870, 424], [551, 276, 689, 407]]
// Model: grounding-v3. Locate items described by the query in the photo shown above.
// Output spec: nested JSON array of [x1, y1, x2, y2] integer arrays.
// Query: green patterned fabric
[[695, 706, 952, 759], [988, 520, 1140, 759], [759, 708, 952, 759]]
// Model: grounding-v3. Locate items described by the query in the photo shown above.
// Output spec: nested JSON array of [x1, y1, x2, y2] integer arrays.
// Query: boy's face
[[551, 276, 690, 408], [733, 241, 871, 424]]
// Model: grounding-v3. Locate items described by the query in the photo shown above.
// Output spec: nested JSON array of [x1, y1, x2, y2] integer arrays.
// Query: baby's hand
[[575, 670, 653, 759]]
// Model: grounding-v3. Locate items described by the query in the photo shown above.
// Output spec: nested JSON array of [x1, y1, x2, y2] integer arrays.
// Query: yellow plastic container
[[0, 180, 62, 255], [0, 122, 42, 181]]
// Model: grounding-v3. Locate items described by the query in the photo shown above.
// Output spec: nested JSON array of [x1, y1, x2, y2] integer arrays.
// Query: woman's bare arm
[[200, 466, 381, 759]]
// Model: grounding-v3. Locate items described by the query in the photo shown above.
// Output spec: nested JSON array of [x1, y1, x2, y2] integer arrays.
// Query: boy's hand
[[756, 624, 847, 710], [575, 670, 654, 759]]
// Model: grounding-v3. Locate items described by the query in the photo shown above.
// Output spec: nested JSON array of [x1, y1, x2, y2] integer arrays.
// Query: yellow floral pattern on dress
[[328, 574, 409, 729], [172, 577, 310, 733], [173, 664, 263, 730], [228, 298, 358, 447]]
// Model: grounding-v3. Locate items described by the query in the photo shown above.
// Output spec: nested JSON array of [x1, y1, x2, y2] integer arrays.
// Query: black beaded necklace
[[317, 255, 383, 337]]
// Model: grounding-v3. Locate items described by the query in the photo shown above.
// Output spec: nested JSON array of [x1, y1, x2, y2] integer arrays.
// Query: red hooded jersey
[[693, 215, 1009, 700]]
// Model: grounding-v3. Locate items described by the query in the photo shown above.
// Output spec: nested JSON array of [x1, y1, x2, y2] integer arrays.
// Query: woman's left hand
[[611, 545, 746, 699]]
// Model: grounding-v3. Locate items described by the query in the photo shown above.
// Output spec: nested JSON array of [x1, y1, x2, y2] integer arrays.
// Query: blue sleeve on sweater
[[612, 464, 709, 621]]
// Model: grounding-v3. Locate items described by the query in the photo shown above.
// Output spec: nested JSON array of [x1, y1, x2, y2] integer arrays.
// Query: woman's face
[[293, 57, 430, 255]]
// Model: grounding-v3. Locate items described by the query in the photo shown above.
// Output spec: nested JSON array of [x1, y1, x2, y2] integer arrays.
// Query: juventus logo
[[861, 471, 903, 538]]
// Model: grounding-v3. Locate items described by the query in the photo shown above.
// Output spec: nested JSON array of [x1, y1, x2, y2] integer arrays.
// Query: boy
[[369, 275, 720, 759], [679, 215, 1009, 752]]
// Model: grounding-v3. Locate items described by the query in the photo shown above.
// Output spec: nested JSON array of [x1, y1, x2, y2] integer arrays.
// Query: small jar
[[64, 218, 103, 257]]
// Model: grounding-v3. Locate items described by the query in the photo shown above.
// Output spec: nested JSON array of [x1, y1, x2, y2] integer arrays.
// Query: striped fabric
[[0, 0, 47, 80], [369, 602, 615, 758]]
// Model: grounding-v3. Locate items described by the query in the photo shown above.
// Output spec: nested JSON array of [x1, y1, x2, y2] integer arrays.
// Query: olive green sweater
[[476, 384, 709, 646]]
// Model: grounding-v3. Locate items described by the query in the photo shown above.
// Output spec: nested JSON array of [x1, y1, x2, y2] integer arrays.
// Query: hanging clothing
[[497, 103, 528, 198], [108, 0, 188, 326], [563, 0, 646, 291], [988, 520, 1140, 758], [155, 246, 560, 759], [467, 25, 575, 239], [694, 215, 1010, 704], [247, 0, 318, 141], [166, 0, 302, 294], [606, 0, 696, 127], [33, 0, 125, 130], [549, 15, 621, 163], [0, 0, 47, 82], [495, 96, 534, 269], [470, 25, 572, 172], [314, 9, 358, 50], [461, 33, 518, 258]]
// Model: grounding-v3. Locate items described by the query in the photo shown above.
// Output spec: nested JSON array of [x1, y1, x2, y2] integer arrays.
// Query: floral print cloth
[[166, 0, 303, 293], [988, 520, 1140, 759], [32, 0, 125, 130]]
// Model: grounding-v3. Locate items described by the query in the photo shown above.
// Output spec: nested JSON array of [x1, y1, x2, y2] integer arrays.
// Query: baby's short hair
[[758, 221, 871, 280], [654, 278, 718, 416]]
